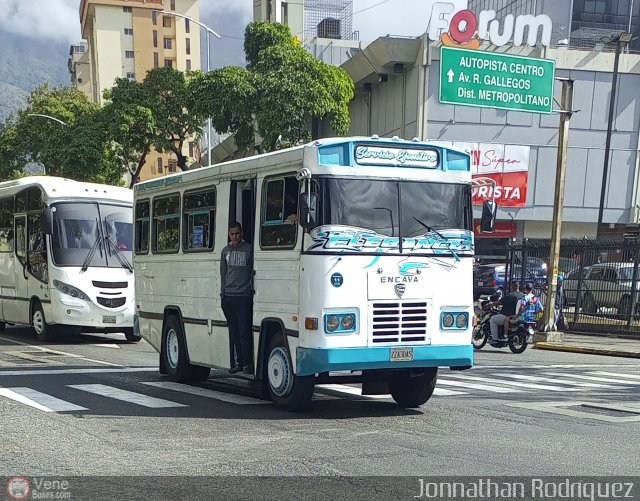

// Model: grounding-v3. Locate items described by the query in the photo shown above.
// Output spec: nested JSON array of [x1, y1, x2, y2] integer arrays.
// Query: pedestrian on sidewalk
[[555, 275, 567, 330]]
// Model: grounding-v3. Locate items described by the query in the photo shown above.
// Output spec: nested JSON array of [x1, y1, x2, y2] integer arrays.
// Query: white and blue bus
[[0, 177, 137, 342], [133, 136, 495, 410]]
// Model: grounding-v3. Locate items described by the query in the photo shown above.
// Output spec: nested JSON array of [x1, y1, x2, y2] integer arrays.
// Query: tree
[[191, 21, 354, 152], [0, 84, 122, 183], [101, 78, 157, 187], [144, 67, 206, 171]]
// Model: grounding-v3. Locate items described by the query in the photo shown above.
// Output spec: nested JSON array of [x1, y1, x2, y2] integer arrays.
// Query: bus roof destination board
[[439, 46, 555, 114]]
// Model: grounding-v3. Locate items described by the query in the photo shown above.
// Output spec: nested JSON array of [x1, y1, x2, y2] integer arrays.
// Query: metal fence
[[505, 236, 640, 336]]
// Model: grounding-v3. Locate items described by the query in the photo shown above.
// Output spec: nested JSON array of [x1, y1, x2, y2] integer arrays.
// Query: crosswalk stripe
[[437, 379, 520, 393], [142, 382, 270, 405], [0, 387, 88, 412], [495, 373, 622, 389], [315, 384, 391, 399], [543, 373, 640, 385], [68, 384, 186, 408], [433, 387, 468, 396], [0, 368, 157, 377], [592, 372, 640, 381], [445, 374, 580, 392]]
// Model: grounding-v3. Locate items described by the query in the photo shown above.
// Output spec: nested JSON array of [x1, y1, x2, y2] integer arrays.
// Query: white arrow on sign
[[447, 69, 454, 83]]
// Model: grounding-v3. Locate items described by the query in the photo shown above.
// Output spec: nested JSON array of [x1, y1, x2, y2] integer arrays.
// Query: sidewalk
[[535, 333, 640, 359]]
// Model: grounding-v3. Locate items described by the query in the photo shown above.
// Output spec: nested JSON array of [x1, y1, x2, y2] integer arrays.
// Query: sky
[[0, 0, 445, 45]]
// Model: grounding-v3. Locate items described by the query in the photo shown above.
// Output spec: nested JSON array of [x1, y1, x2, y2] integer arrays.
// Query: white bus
[[134, 136, 496, 411], [0, 177, 137, 342]]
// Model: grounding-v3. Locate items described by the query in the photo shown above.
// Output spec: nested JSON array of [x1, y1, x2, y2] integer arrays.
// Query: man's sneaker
[[228, 365, 242, 374], [242, 364, 254, 375]]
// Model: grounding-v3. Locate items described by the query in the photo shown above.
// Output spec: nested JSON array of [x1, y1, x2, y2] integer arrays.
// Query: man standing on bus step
[[220, 222, 254, 375]]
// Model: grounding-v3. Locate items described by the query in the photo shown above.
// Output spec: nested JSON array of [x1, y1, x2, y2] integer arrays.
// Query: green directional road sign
[[439, 46, 555, 114]]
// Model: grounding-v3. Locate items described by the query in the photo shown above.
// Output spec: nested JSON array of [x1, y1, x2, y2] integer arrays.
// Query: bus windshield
[[51, 202, 133, 269], [319, 178, 472, 237]]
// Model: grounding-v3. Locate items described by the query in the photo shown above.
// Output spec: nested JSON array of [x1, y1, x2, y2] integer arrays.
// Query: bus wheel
[[32, 302, 57, 342], [161, 315, 210, 383], [266, 335, 314, 412], [0, 321, 5, 332], [388, 368, 438, 408], [123, 328, 142, 343]]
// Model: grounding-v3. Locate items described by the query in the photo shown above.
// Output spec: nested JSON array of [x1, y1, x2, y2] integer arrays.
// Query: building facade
[[75, 0, 201, 182], [330, 6, 640, 261]]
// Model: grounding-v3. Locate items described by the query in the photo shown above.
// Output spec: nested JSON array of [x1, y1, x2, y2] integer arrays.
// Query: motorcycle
[[472, 293, 536, 354]]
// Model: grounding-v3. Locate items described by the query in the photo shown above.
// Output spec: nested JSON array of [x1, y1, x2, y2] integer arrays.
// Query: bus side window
[[0, 198, 13, 252], [260, 176, 298, 249], [15, 218, 26, 263], [135, 200, 150, 254], [183, 189, 216, 252]]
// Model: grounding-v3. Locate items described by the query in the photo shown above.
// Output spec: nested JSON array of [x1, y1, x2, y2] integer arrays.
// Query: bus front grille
[[97, 297, 126, 308], [371, 302, 427, 343]]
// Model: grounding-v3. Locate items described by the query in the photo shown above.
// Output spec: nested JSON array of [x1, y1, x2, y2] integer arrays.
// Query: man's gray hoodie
[[220, 241, 253, 297]]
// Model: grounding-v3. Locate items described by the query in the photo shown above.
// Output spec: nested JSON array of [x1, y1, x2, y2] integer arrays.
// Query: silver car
[[564, 263, 640, 315]]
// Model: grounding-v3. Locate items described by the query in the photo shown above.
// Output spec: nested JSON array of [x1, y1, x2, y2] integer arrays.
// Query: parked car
[[564, 262, 640, 315], [543, 256, 580, 277], [512, 256, 547, 285], [473, 263, 506, 300]]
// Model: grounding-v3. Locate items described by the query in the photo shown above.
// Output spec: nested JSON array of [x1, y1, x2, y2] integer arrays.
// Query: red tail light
[[491, 280, 497, 287]]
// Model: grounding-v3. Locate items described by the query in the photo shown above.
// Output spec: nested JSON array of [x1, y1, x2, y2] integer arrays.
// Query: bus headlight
[[441, 311, 468, 330], [455, 313, 468, 329], [341, 314, 354, 331], [442, 313, 454, 328], [326, 315, 340, 332], [53, 280, 89, 301], [324, 312, 357, 334]]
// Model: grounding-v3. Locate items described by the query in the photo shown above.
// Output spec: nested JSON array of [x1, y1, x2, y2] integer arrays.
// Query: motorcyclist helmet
[[489, 290, 503, 302]]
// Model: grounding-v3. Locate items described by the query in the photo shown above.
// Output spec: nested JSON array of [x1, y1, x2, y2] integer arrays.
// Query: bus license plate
[[390, 347, 413, 362], [103, 315, 116, 324]]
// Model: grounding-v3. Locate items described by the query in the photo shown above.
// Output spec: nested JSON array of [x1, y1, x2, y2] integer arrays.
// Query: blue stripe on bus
[[296, 345, 473, 376]]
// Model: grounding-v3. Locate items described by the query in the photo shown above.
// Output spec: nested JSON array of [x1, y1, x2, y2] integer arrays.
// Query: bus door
[[229, 178, 256, 245], [225, 178, 257, 367], [12, 216, 30, 324]]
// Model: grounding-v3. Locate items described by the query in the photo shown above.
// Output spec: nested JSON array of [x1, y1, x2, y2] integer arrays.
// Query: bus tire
[[123, 328, 142, 343], [161, 315, 210, 383], [32, 301, 57, 342], [389, 368, 438, 408], [266, 335, 314, 412], [0, 321, 5, 332]]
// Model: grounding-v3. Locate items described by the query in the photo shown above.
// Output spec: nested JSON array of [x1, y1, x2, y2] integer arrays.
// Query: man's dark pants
[[221, 295, 253, 367]]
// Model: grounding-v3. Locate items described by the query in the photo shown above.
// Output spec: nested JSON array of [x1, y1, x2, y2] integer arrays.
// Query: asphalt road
[[1, 326, 639, 499]]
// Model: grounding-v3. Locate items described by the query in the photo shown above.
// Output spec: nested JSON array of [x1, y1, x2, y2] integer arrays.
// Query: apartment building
[[75, 0, 201, 182], [68, 42, 93, 98]]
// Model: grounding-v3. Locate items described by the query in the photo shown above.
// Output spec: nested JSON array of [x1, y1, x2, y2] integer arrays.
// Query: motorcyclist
[[488, 281, 524, 342]]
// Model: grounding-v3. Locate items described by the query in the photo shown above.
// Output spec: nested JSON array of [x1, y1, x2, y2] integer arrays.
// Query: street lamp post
[[158, 10, 221, 166], [26, 114, 67, 175], [597, 32, 635, 230], [27, 114, 67, 126]]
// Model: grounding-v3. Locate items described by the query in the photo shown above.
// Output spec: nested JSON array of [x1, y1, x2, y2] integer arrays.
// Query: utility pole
[[537, 78, 574, 341]]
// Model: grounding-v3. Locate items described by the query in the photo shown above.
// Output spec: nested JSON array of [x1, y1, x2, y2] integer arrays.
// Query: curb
[[534, 342, 640, 359]]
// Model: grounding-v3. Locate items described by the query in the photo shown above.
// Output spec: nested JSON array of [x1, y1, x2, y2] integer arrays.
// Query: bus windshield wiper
[[105, 237, 133, 272], [412, 216, 459, 262], [80, 221, 103, 272]]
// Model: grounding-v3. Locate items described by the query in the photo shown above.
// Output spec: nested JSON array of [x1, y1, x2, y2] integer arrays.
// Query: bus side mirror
[[299, 193, 317, 230], [43, 207, 53, 235], [480, 200, 497, 233]]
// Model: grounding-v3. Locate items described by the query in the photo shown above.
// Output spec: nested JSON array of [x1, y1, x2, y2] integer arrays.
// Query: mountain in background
[[0, 9, 246, 123]]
